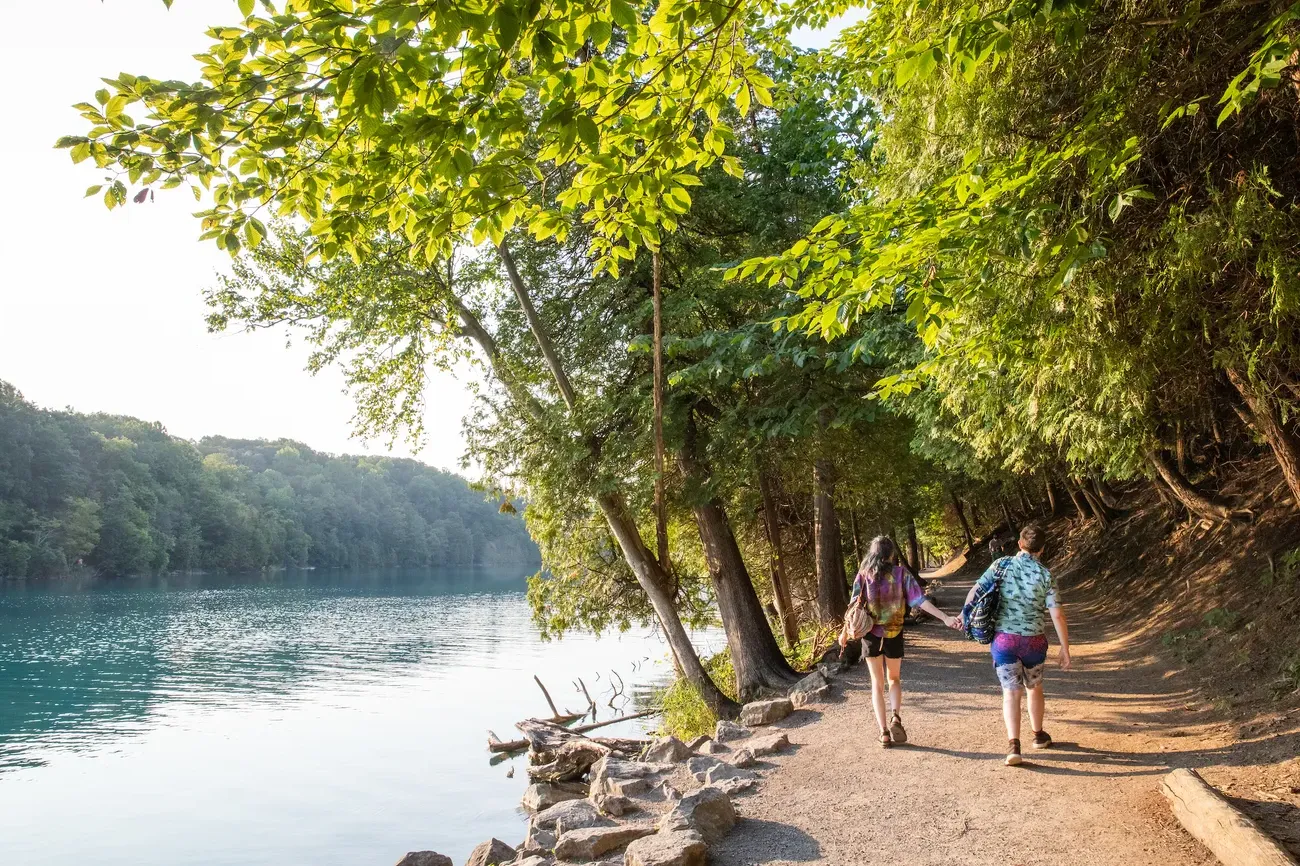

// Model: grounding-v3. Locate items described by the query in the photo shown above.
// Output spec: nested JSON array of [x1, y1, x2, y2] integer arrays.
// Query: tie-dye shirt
[[848, 565, 926, 639], [974, 552, 1060, 637]]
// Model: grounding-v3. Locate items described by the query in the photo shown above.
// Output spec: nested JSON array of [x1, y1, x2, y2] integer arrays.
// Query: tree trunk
[[1145, 450, 1233, 522], [681, 431, 797, 702], [1044, 473, 1060, 516], [1078, 483, 1112, 529], [758, 468, 799, 647], [848, 509, 862, 569], [1226, 367, 1300, 509], [950, 492, 975, 546], [651, 251, 669, 568], [596, 492, 739, 718], [1175, 420, 1190, 478], [498, 242, 577, 411], [1065, 480, 1093, 520], [813, 458, 850, 624], [1000, 495, 1018, 535], [907, 519, 921, 575]]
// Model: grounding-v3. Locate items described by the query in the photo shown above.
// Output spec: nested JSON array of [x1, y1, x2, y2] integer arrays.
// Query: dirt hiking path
[[712, 577, 1221, 866]]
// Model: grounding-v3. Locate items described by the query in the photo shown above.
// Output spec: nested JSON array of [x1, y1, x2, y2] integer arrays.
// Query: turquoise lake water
[[0, 568, 725, 865]]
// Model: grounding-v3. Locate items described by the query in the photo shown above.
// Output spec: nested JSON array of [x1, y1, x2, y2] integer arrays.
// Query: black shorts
[[864, 632, 905, 659]]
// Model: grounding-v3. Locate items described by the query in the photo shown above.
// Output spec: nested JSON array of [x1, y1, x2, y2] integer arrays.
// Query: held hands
[[943, 614, 962, 631]]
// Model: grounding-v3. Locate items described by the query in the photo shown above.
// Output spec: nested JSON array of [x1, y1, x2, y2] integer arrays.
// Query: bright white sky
[[0, 1, 859, 473]]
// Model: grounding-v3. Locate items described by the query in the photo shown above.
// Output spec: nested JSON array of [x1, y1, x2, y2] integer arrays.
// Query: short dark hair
[[1019, 524, 1046, 553]]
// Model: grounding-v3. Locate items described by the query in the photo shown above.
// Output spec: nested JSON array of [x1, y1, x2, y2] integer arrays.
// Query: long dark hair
[[860, 535, 898, 583]]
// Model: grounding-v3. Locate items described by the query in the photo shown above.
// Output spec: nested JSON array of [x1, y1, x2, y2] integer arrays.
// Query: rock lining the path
[[714, 720, 751, 742], [624, 829, 708, 866], [658, 786, 737, 844], [553, 824, 655, 861], [739, 698, 793, 726], [644, 735, 692, 763]]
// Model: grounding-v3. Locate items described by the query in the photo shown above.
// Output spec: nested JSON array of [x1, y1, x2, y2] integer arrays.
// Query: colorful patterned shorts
[[991, 632, 1049, 690]]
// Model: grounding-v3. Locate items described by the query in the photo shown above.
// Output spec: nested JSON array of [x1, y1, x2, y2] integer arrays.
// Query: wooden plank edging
[[1161, 768, 1297, 866]]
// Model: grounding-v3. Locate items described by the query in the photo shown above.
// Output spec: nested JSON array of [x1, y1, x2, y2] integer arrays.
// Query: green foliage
[[1203, 607, 1241, 633], [0, 381, 537, 578]]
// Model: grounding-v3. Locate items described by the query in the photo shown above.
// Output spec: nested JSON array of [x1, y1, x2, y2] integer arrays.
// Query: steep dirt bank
[[707, 482, 1300, 864]]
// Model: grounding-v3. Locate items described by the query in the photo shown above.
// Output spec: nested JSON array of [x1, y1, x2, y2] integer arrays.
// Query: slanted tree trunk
[[758, 468, 799, 647], [1145, 450, 1233, 522], [1175, 420, 1191, 478], [907, 519, 921, 575], [1044, 473, 1060, 516], [596, 492, 739, 717], [491, 245, 736, 718], [1000, 495, 1018, 535], [651, 250, 669, 568], [813, 458, 849, 624], [1065, 480, 1092, 520], [1226, 367, 1300, 509], [1077, 482, 1112, 529], [681, 428, 797, 701], [950, 492, 975, 546]]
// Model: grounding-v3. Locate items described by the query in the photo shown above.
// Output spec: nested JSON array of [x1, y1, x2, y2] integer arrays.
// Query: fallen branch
[[1161, 768, 1297, 866], [534, 674, 561, 718], [486, 709, 661, 753]]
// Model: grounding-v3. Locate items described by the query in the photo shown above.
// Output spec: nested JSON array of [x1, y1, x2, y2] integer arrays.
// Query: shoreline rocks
[[739, 698, 793, 727], [394, 853, 452, 866]]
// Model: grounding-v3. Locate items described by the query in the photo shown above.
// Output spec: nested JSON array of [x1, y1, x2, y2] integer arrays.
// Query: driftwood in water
[[527, 739, 611, 782], [1161, 768, 1297, 866], [486, 710, 660, 754]]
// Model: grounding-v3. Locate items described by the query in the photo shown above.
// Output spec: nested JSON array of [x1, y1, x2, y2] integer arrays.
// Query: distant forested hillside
[[0, 381, 538, 578]]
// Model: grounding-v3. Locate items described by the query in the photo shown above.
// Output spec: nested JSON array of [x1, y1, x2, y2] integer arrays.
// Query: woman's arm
[[917, 599, 960, 630]]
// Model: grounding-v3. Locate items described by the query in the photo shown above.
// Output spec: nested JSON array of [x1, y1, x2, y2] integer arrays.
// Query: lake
[[0, 567, 725, 865]]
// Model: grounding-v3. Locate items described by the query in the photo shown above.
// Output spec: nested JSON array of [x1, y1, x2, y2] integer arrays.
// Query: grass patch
[[656, 650, 736, 741]]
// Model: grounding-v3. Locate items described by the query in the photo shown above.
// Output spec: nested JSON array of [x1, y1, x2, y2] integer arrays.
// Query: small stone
[[522, 781, 586, 812], [624, 830, 708, 866], [685, 735, 711, 751], [703, 762, 757, 787], [728, 748, 755, 768], [659, 781, 682, 800], [709, 775, 757, 795], [739, 698, 793, 726], [465, 838, 515, 866], [714, 720, 751, 743], [590, 793, 635, 817], [644, 735, 692, 763], [698, 739, 731, 756], [553, 825, 654, 862], [395, 853, 453, 866], [513, 858, 552, 866], [686, 755, 722, 782], [747, 732, 790, 757], [657, 785, 736, 844]]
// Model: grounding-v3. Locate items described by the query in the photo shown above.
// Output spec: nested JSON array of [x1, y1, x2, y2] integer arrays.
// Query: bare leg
[[1002, 687, 1023, 740], [885, 656, 903, 714], [1027, 682, 1045, 733], [865, 654, 888, 732]]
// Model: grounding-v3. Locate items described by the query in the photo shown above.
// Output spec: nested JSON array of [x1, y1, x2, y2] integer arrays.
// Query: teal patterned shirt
[[975, 552, 1060, 637]]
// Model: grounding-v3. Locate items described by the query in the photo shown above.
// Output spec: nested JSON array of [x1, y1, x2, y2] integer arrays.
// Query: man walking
[[964, 523, 1071, 766]]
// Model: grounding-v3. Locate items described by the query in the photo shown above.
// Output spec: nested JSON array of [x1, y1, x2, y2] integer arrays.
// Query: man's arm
[[1049, 606, 1071, 670]]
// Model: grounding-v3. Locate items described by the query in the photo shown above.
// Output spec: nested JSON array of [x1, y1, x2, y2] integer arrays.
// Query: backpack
[[962, 556, 1011, 644], [840, 574, 877, 643]]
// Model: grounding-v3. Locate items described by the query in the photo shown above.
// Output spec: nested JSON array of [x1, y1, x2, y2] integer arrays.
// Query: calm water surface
[[0, 568, 723, 865]]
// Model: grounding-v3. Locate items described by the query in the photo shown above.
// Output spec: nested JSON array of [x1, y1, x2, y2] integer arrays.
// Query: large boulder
[[685, 735, 711, 751], [588, 756, 662, 798], [644, 736, 691, 763], [520, 820, 555, 857], [714, 720, 751, 743], [789, 671, 832, 708], [591, 792, 635, 817], [747, 732, 790, 757], [533, 799, 604, 832], [708, 775, 757, 795], [624, 830, 708, 866], [739, 698, 793, 727], [657, 786, 736, 844], [521, 780, 587, 812], [464, 838, 515, 866], [395, 854, 453, 866], [553, 825, 654, 862]]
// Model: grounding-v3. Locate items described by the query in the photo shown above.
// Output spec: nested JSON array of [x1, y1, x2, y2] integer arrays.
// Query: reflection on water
[[0, 569, 723, 866]]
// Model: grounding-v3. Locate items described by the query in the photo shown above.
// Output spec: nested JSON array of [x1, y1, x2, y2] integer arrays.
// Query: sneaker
[[1031, 730, 1053, 750], [889, 712, 908, 745], [1005, 739, 1023, 766]]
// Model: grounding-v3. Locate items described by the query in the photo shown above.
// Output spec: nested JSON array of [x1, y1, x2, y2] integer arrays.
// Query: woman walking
[[841, 535, 961, 747]]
